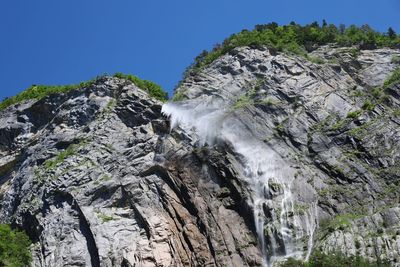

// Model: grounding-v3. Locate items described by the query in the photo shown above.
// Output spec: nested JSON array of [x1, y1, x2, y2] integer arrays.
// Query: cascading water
[[162, 97, 317, 266]]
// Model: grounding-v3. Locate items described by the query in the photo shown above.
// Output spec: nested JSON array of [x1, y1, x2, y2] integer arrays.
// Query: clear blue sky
[[1, 0, 399, 100]]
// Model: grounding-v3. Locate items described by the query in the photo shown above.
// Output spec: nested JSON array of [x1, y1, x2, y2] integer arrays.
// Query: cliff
[[0, 44, 399, 267]]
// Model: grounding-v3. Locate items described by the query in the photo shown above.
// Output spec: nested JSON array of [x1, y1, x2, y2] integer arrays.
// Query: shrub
[[349, 48, 360, 58], [279, 251, 391, 267], [347, 110, 362, 119], [0, 79, 97, 112], [232, 88, 257, 110], [307, 250, 390, 267], [383, 67, 400, 89], [362, 100, 375, 111], [279, 257, 305, 267], [391, 55, 400, 64], [322, 214, 363, 231], [113, 73, 168, 101], [0, 224, 32, 267], [232, 94, 253, 109], [44, 144, 77, 170]]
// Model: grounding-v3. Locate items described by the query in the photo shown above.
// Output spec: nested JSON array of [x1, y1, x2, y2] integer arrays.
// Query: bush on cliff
[[0, 73, 168, 112], [0, 224, 31, 267], [114, 73, 168, 101], [0, 78, 97, 112], [280, 250, 390, 267]]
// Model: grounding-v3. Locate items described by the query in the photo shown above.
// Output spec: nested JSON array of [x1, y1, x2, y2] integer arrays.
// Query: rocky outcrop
[[0, 44, 399, 267], [0, 77, 261, 266]]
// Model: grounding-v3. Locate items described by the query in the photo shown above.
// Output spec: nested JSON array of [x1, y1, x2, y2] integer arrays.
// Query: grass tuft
[[114, 73, 168, 101]]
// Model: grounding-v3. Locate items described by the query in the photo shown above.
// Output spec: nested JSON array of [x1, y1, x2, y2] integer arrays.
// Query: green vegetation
[[0, 72, 168, 112], [350, 68, 400, 113], [280, 257, 305, 267], [319, 214, 364, 233], [45, 144, 78, 170], [114, 73, 168, 101], [105, 99, 117, 111], [370, 87, 383, 99], [336, 67, 400, 137], [383, 67, 400, 89], [0, 79, 97, 112], [361, 100, 375, 111], [280, 250, 390, 267], [330, 117, 350, 130], [305, 54, 325, 64], [100, 175, 112, 181], [231, 79, 273, 109], [232, 93, 254, 109], [44, 139, 90, 171], [350, 90, 365, 97], [293, 203, 309, 216], [96, 212, 114, 223], [317, 188, 330, 197], [184, 21, 400, 77], [310, 250, 390, 267], [0, 224, 32, 267], [346, 110, 362, 119], [391, 55, 400, 64], [274, 118, 289, 134], [348, 47, 361, 58], [232, 87, 257, 110]]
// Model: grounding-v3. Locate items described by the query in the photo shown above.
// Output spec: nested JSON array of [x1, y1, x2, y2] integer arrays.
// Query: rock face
[[170, 45, 400, 266], [0, 45, 399, 267], [0, 77, 261, 267]]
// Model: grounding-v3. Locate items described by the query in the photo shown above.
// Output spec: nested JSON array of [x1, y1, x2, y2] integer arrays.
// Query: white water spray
[[162, 98, 316, 266]]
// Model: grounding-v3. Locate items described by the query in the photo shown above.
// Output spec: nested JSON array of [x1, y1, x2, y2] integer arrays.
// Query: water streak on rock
[[163, 99, 317, 266]]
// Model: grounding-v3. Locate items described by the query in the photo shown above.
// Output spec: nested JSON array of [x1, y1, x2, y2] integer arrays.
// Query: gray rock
[[0, 44, 399, 267]]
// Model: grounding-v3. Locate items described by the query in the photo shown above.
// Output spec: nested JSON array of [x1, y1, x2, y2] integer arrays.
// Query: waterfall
[[162, 99, 316, 266]]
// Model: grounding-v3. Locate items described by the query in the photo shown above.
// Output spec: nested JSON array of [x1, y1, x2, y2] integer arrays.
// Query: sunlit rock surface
[[170, 45, 400, 265], [0, 45, 400, 266]]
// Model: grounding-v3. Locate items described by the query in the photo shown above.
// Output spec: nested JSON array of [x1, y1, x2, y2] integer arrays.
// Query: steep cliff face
[[0, 77, 262, 267], [168, 45, 400, 266], [0, 45, 399, 267]]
